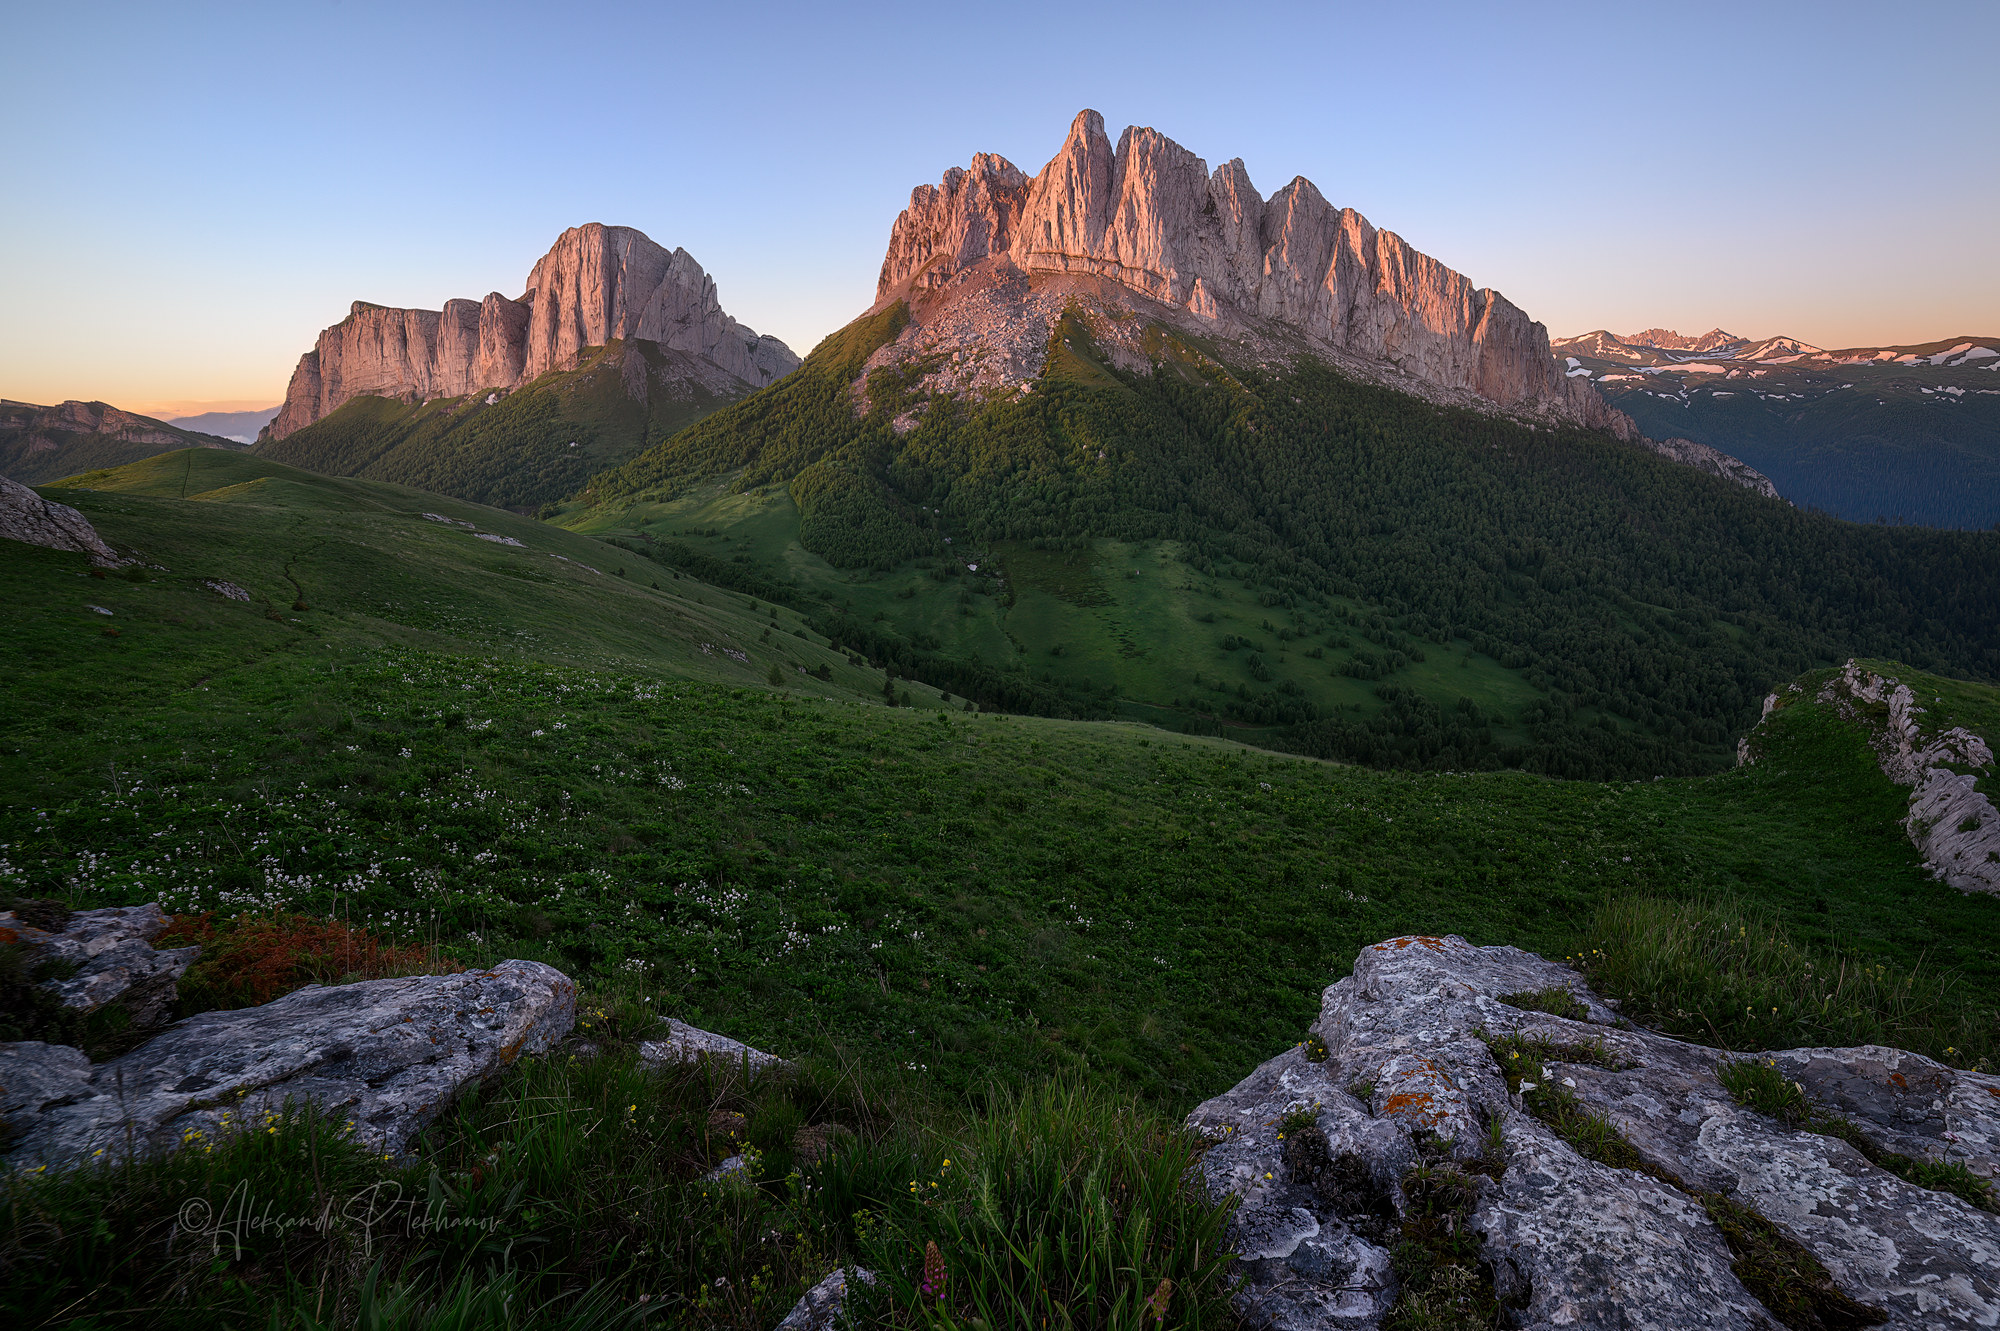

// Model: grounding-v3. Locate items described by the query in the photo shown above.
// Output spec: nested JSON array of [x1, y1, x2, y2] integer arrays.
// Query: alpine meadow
[[7, 51, 2000, 1331]]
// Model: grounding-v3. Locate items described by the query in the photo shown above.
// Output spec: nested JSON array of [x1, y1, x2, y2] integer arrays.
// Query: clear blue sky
[[3, 0, 1993, 414]]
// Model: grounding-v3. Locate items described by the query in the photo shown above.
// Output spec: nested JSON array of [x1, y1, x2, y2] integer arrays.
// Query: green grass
[[0, 1039, 1234, 1330], [256, 341, 739, 512], [845, 1080, 1239, 1329], [11, 450, 2000, 1325], [17, 449, 938, 710], [8, 537, 2000, 1099], [1577, 890, 1998, 1067], [563, 490, 1555, 752]]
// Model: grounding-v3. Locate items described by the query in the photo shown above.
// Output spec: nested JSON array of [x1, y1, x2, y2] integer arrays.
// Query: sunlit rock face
[[264, 225, 797, 442], [1191, 933, 2000, 1330], [872, 109, 1638, 440]]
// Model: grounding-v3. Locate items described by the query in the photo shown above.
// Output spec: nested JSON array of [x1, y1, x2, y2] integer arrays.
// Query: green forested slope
[[568, 306, 2000, 779], [256, 341, 738, 511]]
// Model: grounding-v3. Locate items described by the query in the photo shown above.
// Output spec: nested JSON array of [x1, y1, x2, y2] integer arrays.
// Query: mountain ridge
[[0, 398, 247, 485], [864, 109, 1640, 442], [261, 224, 798, 443]]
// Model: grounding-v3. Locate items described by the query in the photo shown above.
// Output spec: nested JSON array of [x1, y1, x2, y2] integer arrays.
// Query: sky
[[3, 1, 1994, 416]]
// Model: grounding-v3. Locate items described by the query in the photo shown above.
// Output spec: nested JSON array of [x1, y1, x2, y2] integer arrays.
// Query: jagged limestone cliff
[[263, 225, 797, 442], [871, 109, 1637, 440]]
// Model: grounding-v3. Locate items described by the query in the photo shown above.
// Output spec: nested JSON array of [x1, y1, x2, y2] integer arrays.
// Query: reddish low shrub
[[160, 912, 461, 1013]]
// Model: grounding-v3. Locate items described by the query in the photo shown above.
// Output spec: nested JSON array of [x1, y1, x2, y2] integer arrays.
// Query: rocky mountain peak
[[263, 226, 797, 443], [1619, 327, 1745, 354], [868, 109, 1639, 441]]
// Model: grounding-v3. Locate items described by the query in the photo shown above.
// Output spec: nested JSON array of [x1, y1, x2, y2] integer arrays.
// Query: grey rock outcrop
[[1647, 436, 1781, 500], [263, 225, 798, 441], [0, 903, 199, 1025], [638, 1017, 789, 1073], [1746, 660, 2000, 895], [873, 110, 1638, 441], [775, 1267, 877, 1331], [1191, 934, 2000, 1329], [0, 474, 120, 566], [0, 1041, 93, 1137], [1, 959, 575, 1169]]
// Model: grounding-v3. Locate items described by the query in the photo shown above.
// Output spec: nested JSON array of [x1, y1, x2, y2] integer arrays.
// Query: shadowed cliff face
[[874, 109, 1634, 438], [264, 225, 798, 442]]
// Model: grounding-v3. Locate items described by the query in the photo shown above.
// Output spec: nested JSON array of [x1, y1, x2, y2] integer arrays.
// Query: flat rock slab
[[1191, 934, 2000, 1329], [775, 1267, 876, 1331], [638, 1018, 788, 1073], [2, 960, 575, 1169], [0, 474, 119, 565]]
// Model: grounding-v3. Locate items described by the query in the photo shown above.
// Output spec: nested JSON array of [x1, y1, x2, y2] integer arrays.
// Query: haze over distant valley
[[1555, 328, 2000, 527]]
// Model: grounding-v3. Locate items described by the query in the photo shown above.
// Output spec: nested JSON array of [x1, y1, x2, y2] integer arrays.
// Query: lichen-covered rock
[[0, 474, 119, 565], [0, 1041, 93, 1135], [1186, 1048, 1399, 1327], [0, 902, 199, 1025], [774, 1266, 876, 1331], [1779, 660, 2000, 895], [2, 960, 575, 1170], [638, 1017, 788, 1073], [1191, 934, 2000, 1328], [1479, 1120, 1770, 1330]]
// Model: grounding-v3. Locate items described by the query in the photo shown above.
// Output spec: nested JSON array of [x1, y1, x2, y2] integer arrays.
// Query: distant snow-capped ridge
[[1554, 329, 2000, 371], [1551, 329, 1827, 366]]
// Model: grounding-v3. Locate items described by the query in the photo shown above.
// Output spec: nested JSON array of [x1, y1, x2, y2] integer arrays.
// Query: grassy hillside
[[18, 448, 924, 707], [8, 453, 2000, 1102], [11, 453, 2000, 1327], [255, 341, 740, 511], [561, 305, 2000, 780], [1, 400, 247, 485]]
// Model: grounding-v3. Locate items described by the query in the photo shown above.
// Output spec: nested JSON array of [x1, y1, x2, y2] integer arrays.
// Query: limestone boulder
[[0, 902, 198, 1025], [1, 959, 575, 1169], [1191, 934, 2000, 1328], [775, 1267, 877, 1331], [0, 475, 119, 566], [638, 1017, 789, 1073]]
